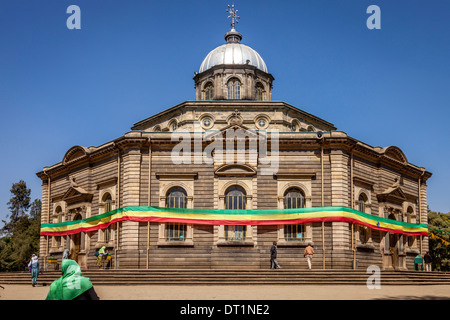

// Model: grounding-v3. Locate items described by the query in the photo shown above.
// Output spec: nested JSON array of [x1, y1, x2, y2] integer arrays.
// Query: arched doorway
[[71, 213, 83, 264], [388, 213, 399, 269]]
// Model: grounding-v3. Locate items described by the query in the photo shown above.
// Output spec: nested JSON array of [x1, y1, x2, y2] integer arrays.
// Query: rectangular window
[[165, 223, 187, 241], [104, 201, 112, 213], [103, 226, 111, 242], [225, 225, 246, 241], [55, 236, 61, 247], [284, 224, 304, 241]]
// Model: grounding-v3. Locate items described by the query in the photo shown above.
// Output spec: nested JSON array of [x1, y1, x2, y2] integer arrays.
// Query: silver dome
[[199, 43, 268, 74]]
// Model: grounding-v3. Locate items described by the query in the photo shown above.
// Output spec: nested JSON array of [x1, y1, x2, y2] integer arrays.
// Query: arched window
[[166, 187, 187, 209], [407, 207, 416, 247], [225, 186, 246, 210], [54, 206, 63, 247], [284, 188, 305, 209], [165, 187, 187, 241], [358, 194, 367, 214], [100, 193, 113, 242], [256, 83, 265, 101], [227, 78, 241, 100], [103, 193, 112, 213], [358, 194, 369, 244], [225, 186, 246, 240], [283, 188, 305, 241], [169, 120, 178, 132], [204, 82, 214, 100]]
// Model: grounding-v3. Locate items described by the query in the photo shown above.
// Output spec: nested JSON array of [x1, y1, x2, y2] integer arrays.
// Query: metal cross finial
[[226, 4, 240, 30]]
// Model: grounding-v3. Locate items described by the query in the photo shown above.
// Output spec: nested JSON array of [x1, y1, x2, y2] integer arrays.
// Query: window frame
[[157, 181, 195, 247], [227, 78, 241, 100]]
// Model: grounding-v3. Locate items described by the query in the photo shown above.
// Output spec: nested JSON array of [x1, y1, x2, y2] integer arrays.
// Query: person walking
[[270, 241, 281, 269], [62, 249, 70, 260], [28, 254, 41, 287], [96, 246, 106, 269], [424, 251, 432, 272], [304, 243, 314, 270], [46, 259, 99, 300]]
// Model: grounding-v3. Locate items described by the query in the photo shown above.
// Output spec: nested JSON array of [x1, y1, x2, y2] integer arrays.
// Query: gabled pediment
[[62, 181, 93, 205], [377, 182, 407, 204], [204, 122, 259, 140]]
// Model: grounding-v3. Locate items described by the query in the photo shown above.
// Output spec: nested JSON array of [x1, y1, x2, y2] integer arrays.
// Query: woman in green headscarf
[[46, 259, 99, 300]]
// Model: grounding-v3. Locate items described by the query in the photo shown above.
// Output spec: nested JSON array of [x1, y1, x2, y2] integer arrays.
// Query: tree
[[428, 211, 450, 271], [0, 181, 40, 271], [2, 180, 31, 236]]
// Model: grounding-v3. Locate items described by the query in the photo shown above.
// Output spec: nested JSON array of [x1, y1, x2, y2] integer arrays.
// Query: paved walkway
[[2, 284, 450, 300]]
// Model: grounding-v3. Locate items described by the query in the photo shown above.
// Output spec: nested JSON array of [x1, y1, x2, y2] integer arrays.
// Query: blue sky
[[0, 0, 449, 225]]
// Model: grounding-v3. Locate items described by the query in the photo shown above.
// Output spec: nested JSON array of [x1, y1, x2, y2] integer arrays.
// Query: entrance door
[[71, 213, 82, 263], [388, 213, 398, 269], [389, 232, 398, 269]]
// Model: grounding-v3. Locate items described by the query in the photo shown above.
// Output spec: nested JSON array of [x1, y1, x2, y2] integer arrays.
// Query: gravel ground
[[2, 284, 450, 300]]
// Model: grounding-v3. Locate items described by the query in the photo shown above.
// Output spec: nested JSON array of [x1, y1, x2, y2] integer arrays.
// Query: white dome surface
[[199, 43, 268, 74]]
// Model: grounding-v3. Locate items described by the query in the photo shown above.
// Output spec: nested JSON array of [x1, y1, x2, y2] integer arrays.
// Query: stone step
[[2, 269, 450, 286]]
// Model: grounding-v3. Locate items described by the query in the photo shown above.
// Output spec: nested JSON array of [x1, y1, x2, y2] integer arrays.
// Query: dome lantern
[[194, 4, 274, 101]]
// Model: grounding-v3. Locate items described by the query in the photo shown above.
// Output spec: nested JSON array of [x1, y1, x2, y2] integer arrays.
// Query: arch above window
[[358, 193, 368, 213], [225, 185, 247, 210], [227, 78, 241, 100], [203, 82, 214, 100], [102, 193, 113, 213], [291, 119, 301, 132], [256, 83, 266, 101], [168, 120, 178, 132], [166, 187, 187, 209], [284, 188, 305, 209]]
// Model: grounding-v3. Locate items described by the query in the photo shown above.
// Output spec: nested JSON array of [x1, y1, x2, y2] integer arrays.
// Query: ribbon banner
[[40, 206, 428, 237], [429, 231, 450, 246]]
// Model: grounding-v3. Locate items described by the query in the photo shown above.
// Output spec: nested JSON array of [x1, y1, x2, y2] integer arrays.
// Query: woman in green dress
[[46, 259, 99, 300]]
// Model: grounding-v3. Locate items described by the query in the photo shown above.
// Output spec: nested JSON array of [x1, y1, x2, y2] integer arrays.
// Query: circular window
[[200, 115, 214, 129], [255, 115, 270, 129]]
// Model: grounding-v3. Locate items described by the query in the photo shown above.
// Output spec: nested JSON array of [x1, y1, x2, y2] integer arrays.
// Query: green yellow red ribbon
[[40, 206, 428, 236]]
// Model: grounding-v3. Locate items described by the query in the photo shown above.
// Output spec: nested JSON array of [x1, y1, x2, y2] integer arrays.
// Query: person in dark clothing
[[270, 241, 281, 269], [424, 251, 432, 272]]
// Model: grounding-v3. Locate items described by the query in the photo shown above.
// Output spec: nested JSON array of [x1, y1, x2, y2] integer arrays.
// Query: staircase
[[2, 269, 450, 286]]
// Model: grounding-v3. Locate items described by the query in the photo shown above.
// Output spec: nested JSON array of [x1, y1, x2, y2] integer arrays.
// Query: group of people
[[270, 241, 315, 270], [270, 242, 434, 272], [25, 244, 433, 299], [27, 251, 100, 300]]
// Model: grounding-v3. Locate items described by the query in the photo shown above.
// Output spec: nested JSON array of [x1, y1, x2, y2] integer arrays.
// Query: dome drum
[[195, 25, 273, 101]]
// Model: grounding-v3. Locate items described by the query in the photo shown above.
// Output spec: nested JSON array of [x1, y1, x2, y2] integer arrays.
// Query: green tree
[[0, 181, 41, 271], [428, 211, 450, 271], [2, 180, 31, 236]]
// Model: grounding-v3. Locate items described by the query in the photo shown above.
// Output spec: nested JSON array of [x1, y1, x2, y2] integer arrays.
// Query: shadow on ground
[[374, 296, 450, 300]]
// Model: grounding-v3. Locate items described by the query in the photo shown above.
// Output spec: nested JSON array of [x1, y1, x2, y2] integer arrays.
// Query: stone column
[[419, 182, 429, 254], [119, 142, 142, 268], [329, 150, 351, 269], [40, 179, 50, 268]]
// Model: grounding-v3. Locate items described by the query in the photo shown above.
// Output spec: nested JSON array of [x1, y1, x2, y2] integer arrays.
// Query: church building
[[37, 6, 431, 271]]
